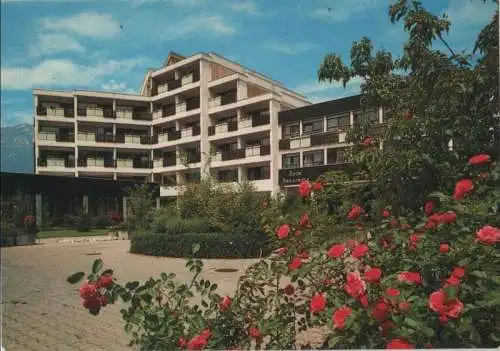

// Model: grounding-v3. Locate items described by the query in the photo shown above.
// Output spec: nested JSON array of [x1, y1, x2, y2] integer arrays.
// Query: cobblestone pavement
[[1, 240, 258, 351]]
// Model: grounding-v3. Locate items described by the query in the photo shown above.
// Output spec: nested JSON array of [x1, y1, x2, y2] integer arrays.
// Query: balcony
[[279, 136, 311, 150], [78, 107, 114, 119], [37, 106, 74, 118], [245, 145, 270, 157], [156, 71, 200, 95], [176, 98, 200, 114], [245, 111, 270, 127], [37, 157, 74, 168], [209, 91, 237, 108], [77, 158, 116, 168], [153, 156, 176, 168], [153, 104, 176, 120], [115, 159, 153, 169], [38, 132, 75, 143], [208, 121, 238, 136], [180, 125, 201, 138]]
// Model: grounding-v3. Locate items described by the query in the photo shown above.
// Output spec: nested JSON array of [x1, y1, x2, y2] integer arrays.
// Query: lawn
[[37, 228, 110, 239]]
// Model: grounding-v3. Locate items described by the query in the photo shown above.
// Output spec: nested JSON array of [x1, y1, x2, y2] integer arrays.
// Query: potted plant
[[17, 215, 38, 246]]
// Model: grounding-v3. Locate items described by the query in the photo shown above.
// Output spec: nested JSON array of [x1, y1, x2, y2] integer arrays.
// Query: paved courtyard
[[1, 239, 258, 351]]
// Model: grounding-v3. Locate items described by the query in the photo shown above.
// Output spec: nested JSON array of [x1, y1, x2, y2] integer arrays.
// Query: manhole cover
[[214, 268, 238, 273], [84, 252, 102, 256]]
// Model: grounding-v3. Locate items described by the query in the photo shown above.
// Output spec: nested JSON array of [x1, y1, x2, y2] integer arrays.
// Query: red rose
[[297, 251, 309, 260], [298, 180, 311, 198], [398, 272, 422, 285], [428, 289, 464, 319], [220, 296, 232, 311], [294, 229, 302, 236], [79, 281, 98, 300], [344, 272, 366, 298], [187, 334, 209, 350], [398, 301, 411, 312], [288, 257, 302, 271], [323, 278, 334, 286], [444, 275, 460, 287], [476, 225, 500, 245], [201, 329, 212, 340], [387, 339, 414, 349], [365, 267, 382, 283], [401, 223, 411, 230], [359, 293, 369, 308], [327, 243, 346, 259], [276, 224, 290, 239], [97, 274, 114, 288], [249, 327, 262, 339], [332, 306, 352, 329], [424, 200, 434, 216], [284, 284, 295, 296], [468, 153, 491, 165], [310, 293, 326, 313], [82, 296, 100, 311], [390, 219, 399, 227], [382, 209, 390, 218], [275, 247, 287, 256], [99, 295, 109, 307], [351, 244, 369, 259], [426, 211, 457, 228], [372, 301, 389, 321], [453, 179, 474, 200], [312, 181, 323, 191], [441, 211, 457, 223], [299, 213, 311, 228], [347, 205, 364, 220], [439, 243, 450, 253], [381, 320, 396, 337], [386, 288, 400, 298], [361, 136, 373, 146], [452, 267, 465, 278], [179, 336, 187, 348]]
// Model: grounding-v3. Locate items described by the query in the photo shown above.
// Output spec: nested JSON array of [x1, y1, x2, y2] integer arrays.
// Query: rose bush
[[68, 154, 499, 349]]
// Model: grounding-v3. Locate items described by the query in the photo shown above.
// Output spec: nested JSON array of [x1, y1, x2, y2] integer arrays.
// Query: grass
[[37, 228, 110, 239]]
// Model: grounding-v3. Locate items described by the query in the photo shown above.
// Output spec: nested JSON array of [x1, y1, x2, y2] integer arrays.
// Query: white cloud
[[28, 33, 84, 57], [40, 12, 122, 38], [310, 0, 383, 23], [230, 1, 260, 15], [100, 80, 136, 93], [0, 110, 33, 126], [294, 76, 363, 102], [131, 0, 206, 6], [1, 58, 145, 90], [2, 0, 95, 2], [159, 15, 236, 40], [264, 40, 315, 55], [445, 0, 497, 26]]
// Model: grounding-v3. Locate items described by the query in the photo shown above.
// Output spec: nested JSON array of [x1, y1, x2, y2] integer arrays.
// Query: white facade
[[33, 52, 310, 197]]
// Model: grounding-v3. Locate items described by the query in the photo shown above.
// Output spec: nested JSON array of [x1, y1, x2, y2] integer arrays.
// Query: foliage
[[77, 214, 92, 233], [317, 0, 499, 216], [125, 184, 157, 233], [0, 221, 18, 246], [153, 216, 214, 235], [69, 154, 500, 350], [130, 231, 271, 259], [23, 215, 38, 235], [93, 216, 111, 229]]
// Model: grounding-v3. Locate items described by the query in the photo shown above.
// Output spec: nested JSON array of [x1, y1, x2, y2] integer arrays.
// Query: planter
[[118, 231, 129, 240], [16, 233, 36, 246], [1, 236, 17, 247]]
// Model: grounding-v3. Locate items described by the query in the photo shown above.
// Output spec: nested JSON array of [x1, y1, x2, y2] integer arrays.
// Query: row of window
[[282, 110, 379, 139], [160, 166, 270, 185], [282, 148, 347, 168]]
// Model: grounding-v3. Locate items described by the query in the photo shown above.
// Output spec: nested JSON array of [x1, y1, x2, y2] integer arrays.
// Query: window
[[302, 119, 323, 135], [303, 151, 324, 167], [218, 170, 238, 182], [327, 113, 350, 131], [217, 115, 237, 124], [354, 109, 378, 125], [282, 123, 300, 139], [247, 166, 270, 180], [327, 148, 347, 164], [282, 153, 300, 169]]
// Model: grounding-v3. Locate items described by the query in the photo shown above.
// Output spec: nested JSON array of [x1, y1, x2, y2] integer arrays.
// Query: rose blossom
[[444, 275, 460, 287], [82, 297, 100, 310], [428, 289, 464, 319], [220, 296, 232, 311], [424, 200, 434, 215], [344, 272, 366, 298], [275, 247, 287, 256], [312, 181, 323, 191], [249, 327, 262, 339], [298, 180, 311, 198], [382, 209, 390, 218], [387, 339, 414, 349], [351, 244, 369, 259], [476, 225, 500, 245], [382, 320, 396, 337], [398, 271, 422, 285], [284, 284, 295, 296], [327, 243, 346, 259], [453, 179, 474, 200], [97, 274, 114, 288], [347, 205, 364, 220], [468, 153, 491, 165], [299, 213, 311, 228], [452, 267, 466, 278], [276, 224, 290, 239], [288, 257, 303, 271], [310, 293, 326, 313], [79, 281, 98, 300], [439, 243, 450, 253], [332, 306, 352, 329], [365, 267, 382, 283], [386, 288, 400, 298], [372, 301, 389, 321]]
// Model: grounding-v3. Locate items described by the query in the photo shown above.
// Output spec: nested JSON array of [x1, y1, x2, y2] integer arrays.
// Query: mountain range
[[1, 123, 34, 174]]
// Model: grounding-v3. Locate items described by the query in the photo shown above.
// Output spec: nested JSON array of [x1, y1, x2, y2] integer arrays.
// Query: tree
[[125, 184, 157, 232], [317, 0, 499, 215]]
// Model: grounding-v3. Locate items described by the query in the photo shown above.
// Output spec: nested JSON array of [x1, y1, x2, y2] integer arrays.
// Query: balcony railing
[[209, 91, 237, 108], [153, 104, 176, 119], [221, 148, 245, 161], [208, 120, 238, 136], [185, 153, 201, 164], [154, 156, 176, 168], [176, 98, 200, 113], [38, 157, 74, 168], [140, 135, 158, 145], [114, 159, 152, 169], [36, 106, 74, 118]]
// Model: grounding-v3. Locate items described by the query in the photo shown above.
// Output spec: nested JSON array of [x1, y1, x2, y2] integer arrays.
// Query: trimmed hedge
[[153, 217, 215, 235], [130, 231, 272, 259]]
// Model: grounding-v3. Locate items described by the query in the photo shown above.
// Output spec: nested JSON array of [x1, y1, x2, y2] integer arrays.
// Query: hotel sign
[[278, 164, 347, 186]]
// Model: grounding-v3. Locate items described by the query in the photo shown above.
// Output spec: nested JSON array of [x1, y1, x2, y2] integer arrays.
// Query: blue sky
[[0, 0, 496, 126]]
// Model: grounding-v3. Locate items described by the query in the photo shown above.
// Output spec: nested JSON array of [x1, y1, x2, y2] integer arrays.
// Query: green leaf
[[125, 281, 140, 290], [470, 271, 488, 279], [404, 317, 421, 329], [328, 336, 341, 348], [210, 283, 218, 291], [192, 243, 201, 254], [67, 272, 85, 284], [92, 259, 103, 274], [444, 286, 457, 299], [101, 269, 114, 276], [161, 272, 168, 281]]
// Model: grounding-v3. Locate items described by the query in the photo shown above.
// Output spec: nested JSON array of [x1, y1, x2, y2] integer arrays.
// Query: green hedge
[[153, 217, 215, 235], [130, 231, 272, 259]]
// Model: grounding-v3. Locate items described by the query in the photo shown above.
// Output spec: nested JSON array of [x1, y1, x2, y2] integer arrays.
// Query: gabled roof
[[164, 51, 186, 67]]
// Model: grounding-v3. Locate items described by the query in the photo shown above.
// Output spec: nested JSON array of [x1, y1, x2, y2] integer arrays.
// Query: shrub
[[58, 214, 80, 228], [77, 214, 92, 232], [23, 215, 38, 235], [93, 216, 111, 229], [153, 215, 214, 235], [130, 231, 271, 258], [0, 221, 18, 246]]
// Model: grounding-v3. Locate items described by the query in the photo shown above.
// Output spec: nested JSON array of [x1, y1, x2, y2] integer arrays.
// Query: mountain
[[1, 123, 34, 174]]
